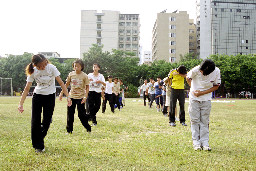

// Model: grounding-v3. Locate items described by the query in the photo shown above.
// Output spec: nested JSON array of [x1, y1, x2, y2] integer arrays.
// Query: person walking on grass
[[102, 75, 114, 114], [154, 76, 163, 112], [113, 77, 121, 111], [18, 54, 71, 153], [186, 59, 221, 151], [88, 63, 106, 126], [168, 65, 187, 127], [140, 79, 150, 106], [148, 78, 155, 108], [59, 59, 91, 134]]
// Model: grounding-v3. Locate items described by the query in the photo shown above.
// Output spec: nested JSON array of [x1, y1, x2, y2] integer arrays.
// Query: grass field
[[0, 97, 255, 170]]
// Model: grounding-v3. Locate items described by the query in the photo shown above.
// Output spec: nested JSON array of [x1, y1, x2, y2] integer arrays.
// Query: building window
[[132, 37, 138, 41], [237, 9, 241, 12], [246, 47, 248, 49], [97, 16, 102, 22], [189, 29, 194, 33], [170, 49, 176, 54], [170, 33, 176, 37], [132, 22, 138, 26], [119, 29, 124, 33], [119, 37, 124, 41], [170, 25, 176, 29], [243, 16, 250, 19], [132, 44, 138, 48], [126, 44, 131, 48], [170, 17, 176, 21], [246, 40, 249, 43], [189, 36, 193, 40], [230, 9, 232, 12], [126, 30, 131, 34], [97, 24, 101, 29], [126, 37, 131, 41], [133, 30, 138, 34], [119, 22, 125, 26], [169, 57, 176, 62], [221, 8, 224, 12], [170, 41, 176, 45], [119, 44, 124, 48], [126, 22, 131, 26]]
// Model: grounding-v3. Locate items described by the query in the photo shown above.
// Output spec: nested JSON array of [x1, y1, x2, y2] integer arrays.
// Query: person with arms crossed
[[186, 59, 221, 151]]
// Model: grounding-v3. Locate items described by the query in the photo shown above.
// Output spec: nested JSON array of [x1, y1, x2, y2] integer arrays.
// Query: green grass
[[0, 97, 255, 170]]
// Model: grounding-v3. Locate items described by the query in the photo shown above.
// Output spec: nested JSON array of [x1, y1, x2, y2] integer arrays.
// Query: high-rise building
[[80, 10, 140, 58], [152, 11, 190, 63], [142, 51, 152, 65], [189, 19, 197, 55], [197, 0, 256, 59]]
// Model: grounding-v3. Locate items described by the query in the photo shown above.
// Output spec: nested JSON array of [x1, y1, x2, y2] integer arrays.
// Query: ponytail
[[25, 62, 34, 76]]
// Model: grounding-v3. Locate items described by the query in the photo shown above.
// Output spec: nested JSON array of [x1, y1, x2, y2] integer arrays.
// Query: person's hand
[[81, 97, 87, 104], [96, 80, 101, 84], [67, 97, 72, 106], [59, 94, 63, 101], [18, 105, 24, 113], [193, 90, 202, 97]]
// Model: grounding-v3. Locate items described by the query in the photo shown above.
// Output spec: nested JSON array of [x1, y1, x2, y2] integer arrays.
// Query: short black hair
[[200, 59, 216, 75], [177, 65, 187, 75], [108, 75, 113, 78], [73, 59, 84, 71], [93, 63, 101, 69]]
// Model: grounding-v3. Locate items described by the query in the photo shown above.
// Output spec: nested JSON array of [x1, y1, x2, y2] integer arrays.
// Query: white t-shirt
[[27, 64, 60, 95], [147, 83, 154, 94], [140, 83, 148, 91], [105, 81, 114, 94], [88, 73, 105, 93], [187, 65, 221, 101]]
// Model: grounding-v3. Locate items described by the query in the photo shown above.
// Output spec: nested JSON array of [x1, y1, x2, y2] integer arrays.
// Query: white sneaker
[[175, 117, 180, 121], [194, 145, 202, 151], [202, 146, 212, 151]]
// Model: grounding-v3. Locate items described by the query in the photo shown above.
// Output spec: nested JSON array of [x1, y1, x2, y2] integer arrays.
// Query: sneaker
[[175, 117, 180, 121], [66, 131, 72, 135], [181, 122, 187, 126], [170, 122, 176, 127], [202, 146, 212, 151], [92, 123, 97, 126], [194, 145, 202, 151], [35, 148, 45, 153]]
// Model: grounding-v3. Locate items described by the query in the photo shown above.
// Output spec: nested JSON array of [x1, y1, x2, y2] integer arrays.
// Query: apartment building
[[152, 11, 189, 63], [189, 19, 197, 55], [197, 0, 256, 58], [38, 52, 60, 58], [80, 10, 140, 58], [142, 51, 152, 65]]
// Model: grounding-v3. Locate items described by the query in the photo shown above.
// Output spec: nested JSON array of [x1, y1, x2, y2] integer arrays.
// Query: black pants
[[102, 93, 114, 113], [149, 94, 155, 108], [169, 89, 185, 123], [88, 91, 101, 124], [113, 94, 120, 110], [143, 91, 150, 106], [31, 93, 55, 150], [162, 95, 168, 114], [67, 98, 91, 133]]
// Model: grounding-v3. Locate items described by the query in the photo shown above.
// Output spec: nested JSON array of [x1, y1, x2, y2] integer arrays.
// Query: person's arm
[[81, 85, 89, 104], [18, 82, 32, 113], [186, 77, 192, 87], [56, 76, 72, 106], [59, 80, 70, 101], [193, 85, 220, 97]]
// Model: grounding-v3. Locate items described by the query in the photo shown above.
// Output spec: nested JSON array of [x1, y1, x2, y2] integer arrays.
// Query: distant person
[[186, 59, 221, 151], [168, 65, 187, 127], [113, 77, 121, 111], [119, 79, 125, 108], [140, 80, 150, 106], [154, 76, 163, 112], [18, 54, 71, 153], [59, 59, 91, 134], [148, 78, 155, 108], [102, 75, 114, 113], [88, 63, 106, 126]]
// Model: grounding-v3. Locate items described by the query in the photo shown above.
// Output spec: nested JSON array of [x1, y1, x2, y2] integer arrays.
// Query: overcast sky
[[0, 0, 197, 58]]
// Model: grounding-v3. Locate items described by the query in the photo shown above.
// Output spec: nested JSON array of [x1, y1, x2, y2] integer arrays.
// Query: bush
[[125, 84, 140, 98]]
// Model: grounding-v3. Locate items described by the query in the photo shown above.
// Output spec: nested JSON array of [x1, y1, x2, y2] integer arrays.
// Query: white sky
[[0, 0, 197, 58]]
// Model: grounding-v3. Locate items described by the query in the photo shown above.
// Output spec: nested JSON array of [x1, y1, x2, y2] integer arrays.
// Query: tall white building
[[197, 0, 256, 59], [80, 10, 140, 58], [142, 51, 152, 65]]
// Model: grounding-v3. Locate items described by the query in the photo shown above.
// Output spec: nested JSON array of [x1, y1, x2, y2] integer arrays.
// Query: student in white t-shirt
[[186, 59, 221, 151], [102, 75, 114, 113], [87, 63, 106, 126], [18, 54, 71, 153]]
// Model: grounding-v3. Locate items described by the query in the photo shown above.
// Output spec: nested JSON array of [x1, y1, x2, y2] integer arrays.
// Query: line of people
[[18, 55, 126, 153], [18, 54, 221, 152], [140, 60, 221, 151]]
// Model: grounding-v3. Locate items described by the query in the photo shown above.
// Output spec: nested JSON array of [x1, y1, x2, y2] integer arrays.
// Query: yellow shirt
[[168, 69, 185, 89]]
